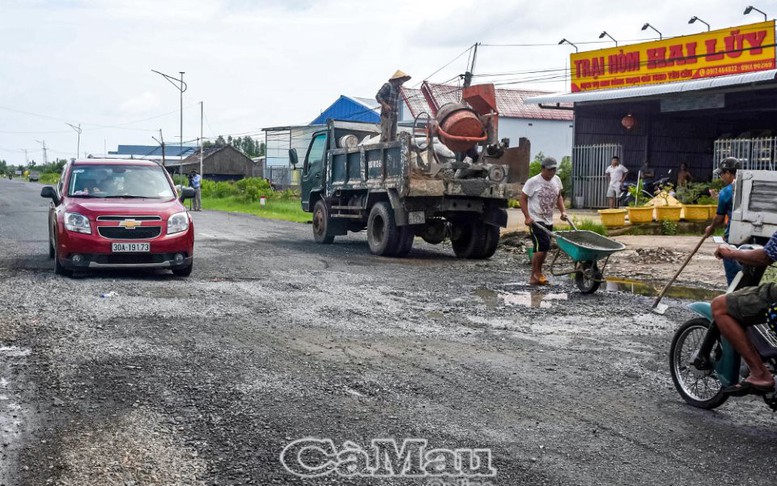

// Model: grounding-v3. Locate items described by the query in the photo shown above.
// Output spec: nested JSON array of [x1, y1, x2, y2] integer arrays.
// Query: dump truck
[[289, 84, 529, 258]]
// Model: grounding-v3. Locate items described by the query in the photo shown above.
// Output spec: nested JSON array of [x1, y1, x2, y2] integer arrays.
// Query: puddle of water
[[476, 287, 569, 309], [605, 278, 722, 301]]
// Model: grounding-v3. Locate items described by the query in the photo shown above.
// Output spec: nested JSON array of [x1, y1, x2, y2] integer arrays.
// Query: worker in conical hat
[[376, 70, 412, 142]]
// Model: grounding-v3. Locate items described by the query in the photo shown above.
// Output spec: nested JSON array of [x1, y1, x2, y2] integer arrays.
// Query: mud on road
[[2, 178, 777, 486]]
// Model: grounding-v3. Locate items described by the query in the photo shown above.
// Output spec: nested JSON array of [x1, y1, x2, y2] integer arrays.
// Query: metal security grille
[[571, 143, 623, 209], [714, 137, 777, 173]]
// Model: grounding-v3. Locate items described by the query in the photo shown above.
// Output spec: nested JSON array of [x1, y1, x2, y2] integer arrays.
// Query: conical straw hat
[[390, 69, 411, 81]]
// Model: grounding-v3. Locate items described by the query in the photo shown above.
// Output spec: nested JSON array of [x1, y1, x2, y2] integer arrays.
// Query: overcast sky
[[0, 0, 768, 164]]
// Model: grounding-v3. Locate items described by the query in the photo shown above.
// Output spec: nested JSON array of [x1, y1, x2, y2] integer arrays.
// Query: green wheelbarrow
[[533, 220, 626, 294]]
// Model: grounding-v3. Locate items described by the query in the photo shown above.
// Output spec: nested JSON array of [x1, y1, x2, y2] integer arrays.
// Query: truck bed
[[327, 132, 512, 200]]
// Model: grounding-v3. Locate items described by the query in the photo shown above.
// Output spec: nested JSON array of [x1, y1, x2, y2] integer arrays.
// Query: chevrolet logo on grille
[[118, 219, 141, 229]]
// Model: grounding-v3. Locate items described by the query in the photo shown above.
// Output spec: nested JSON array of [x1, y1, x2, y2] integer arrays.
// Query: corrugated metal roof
[[526, 69, 777, 105], [402, 83, 573, 121], [110, 145, 197, 157], [311, 95, 380, 124]]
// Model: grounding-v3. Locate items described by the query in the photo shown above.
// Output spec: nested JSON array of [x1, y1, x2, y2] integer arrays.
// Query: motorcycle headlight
[[64, 212, 91, 234], [167, 211, 190, 235]]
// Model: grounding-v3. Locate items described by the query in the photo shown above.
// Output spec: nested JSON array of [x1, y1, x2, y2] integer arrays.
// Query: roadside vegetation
[[195, 177, 310, 223]]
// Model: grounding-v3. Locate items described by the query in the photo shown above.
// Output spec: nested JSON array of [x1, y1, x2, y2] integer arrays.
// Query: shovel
[[652, 234, 709, 314]]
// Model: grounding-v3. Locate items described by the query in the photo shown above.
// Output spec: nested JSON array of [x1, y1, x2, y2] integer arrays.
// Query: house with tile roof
[[401, 82, 574, 161]]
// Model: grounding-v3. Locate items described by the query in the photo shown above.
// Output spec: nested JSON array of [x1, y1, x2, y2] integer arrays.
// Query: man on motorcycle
[[712, 229, 777, 395]]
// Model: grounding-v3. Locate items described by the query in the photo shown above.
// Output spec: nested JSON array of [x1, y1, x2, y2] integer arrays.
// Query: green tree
[[528, 151, 544, 178], [39, 158, 66, 174], [558, 155, 572, 197], [528, 152, 573, 196]]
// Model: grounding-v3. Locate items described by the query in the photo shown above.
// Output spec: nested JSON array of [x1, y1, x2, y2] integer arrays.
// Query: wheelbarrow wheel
[[575, 261, 602, 294]]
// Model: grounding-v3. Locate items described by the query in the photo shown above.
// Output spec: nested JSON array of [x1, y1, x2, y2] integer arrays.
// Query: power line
[[413, 44, 475, 87]]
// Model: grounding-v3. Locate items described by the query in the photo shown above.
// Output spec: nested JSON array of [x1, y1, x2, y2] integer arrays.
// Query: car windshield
[[67, 165, 175, 198]]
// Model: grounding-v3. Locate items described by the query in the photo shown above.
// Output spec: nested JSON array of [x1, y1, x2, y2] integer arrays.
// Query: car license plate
[[111, 242, 150, 253], [408, 211, 425, 225]]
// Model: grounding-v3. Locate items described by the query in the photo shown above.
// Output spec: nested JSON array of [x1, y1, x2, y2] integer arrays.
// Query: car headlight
[[167, 211, 190, 235], [64, 212, 91, 234]]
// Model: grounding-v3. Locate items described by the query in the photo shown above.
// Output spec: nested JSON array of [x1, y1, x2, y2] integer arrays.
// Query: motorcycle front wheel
[[669, 318, 729, 409]]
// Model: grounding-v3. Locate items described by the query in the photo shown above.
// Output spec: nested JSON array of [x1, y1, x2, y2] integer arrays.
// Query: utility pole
[[152, 129, 166, 166], [22, 149, 28, 164], [35, 140, 47, 165], [151, 69, 187, 179], [200, 101, 204, 178], [66, 123, 82, 159], [463, 42, 479, 88]]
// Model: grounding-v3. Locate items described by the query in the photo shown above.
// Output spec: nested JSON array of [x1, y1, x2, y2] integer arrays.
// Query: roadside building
[[527, 20, 777, 208], [311, 95, 381, 124], [179, 145, 258, 181], [263, 93, 383, 188]]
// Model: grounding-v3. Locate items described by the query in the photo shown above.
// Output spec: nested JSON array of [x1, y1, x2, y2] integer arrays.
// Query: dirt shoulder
[[501, 231, 727, 289]]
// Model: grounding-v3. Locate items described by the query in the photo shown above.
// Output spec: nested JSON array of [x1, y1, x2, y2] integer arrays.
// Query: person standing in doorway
[[704, 157, 741, 285], [376, 70, 411, 142], [520, 157, 568, 286], [605, 156, 628, 208], [676, 162, 693, 187], [190, 169, 202, 211]]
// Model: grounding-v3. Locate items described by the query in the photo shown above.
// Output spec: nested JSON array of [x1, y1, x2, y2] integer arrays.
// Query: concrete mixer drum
[[434, 102, 487, 153]]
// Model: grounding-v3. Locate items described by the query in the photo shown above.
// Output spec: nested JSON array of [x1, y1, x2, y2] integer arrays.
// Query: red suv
[[40, 159, 195, 277]]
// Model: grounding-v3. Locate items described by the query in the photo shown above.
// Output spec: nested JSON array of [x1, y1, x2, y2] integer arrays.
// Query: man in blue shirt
[[712, 229, 777, 395], [190, 170, 202, 211], [704, 157, 741, 285]]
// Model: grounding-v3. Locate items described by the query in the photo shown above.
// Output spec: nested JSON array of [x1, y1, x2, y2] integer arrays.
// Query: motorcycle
[[669, 245, 777, 411], [620, 169, 672, 207]]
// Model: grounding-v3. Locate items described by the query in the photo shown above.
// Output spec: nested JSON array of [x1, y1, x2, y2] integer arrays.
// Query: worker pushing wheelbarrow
[[533, 220, 626, 294]]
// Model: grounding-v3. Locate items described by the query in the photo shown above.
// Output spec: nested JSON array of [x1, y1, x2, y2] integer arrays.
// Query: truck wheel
[[395, 227, 415, 257], [473, 224, 500, 259], [451, 220, 486, 259], [313, 200, 335, 244], [420, 219, 446, 245], [367, 202, 400, 256]]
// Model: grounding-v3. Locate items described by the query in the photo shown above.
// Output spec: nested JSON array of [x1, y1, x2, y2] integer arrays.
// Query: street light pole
[[66, 123, 81, 160], [151, 69, 188, 179], [179, 71, 184, 178]]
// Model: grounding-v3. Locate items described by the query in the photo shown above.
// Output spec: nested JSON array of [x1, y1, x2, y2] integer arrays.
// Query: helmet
[[718, 157, 741, 171]]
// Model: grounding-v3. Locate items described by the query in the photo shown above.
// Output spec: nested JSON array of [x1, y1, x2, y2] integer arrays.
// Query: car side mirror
[[40, 186, 60, 205], [180, 186, 195, 201], [289, 148, 298, 168]]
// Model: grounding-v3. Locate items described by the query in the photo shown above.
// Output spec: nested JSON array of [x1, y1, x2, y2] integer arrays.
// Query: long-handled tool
[[652, 234, 709, 314]]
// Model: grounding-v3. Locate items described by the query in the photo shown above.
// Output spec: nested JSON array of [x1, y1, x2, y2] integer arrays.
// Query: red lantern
[[621, 113, 636, 130]]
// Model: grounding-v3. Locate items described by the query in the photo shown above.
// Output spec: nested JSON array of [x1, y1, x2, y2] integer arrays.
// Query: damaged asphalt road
[[2, 178, 777, 486]]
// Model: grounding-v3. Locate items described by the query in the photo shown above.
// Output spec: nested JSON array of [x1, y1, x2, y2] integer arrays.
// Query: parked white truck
[[729, 170, 777, 245]]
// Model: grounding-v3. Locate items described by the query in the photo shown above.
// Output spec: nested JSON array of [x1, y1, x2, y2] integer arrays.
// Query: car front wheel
[[53, 239, 73, 277], [173, 261, 193, 277]]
